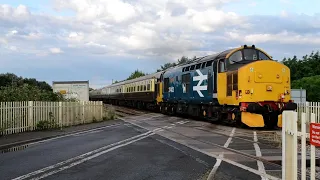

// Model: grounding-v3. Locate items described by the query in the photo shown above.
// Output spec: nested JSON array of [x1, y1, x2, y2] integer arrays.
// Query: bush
[[0, 84, 65, 102], [102, 107, 116, 121], [36, 112, 59, 130], [291, 75, 320, 102]]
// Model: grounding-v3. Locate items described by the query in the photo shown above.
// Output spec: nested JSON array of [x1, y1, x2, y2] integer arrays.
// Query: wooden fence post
[[28, 101, 33, 131], [310, 113, 316, 180], [282, 110, 298, 180], [301, 112, 306, 180], [100, 101, 103, 120], [59, 102, 62, 128], [82, 101, 85, 124]]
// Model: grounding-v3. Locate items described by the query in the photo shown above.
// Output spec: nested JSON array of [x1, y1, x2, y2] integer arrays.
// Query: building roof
[[52, 80, 89, 85]]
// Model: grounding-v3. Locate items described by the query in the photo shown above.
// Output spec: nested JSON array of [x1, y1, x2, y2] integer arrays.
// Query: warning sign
[[310, 123, 320, 147], [59, 90, 67, 94]]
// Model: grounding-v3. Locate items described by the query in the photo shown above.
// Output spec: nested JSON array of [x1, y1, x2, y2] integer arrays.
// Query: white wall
[[291, 88, 306, 103], [53, 82, 89, 101]]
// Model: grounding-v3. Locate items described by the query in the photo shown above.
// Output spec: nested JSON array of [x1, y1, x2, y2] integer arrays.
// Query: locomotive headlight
[[266, 85, 272, 91]]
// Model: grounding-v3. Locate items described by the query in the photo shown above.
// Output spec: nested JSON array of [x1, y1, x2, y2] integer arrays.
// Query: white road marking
[[71, 130, 104, 136], [153, 128, 162, 132], [253, 131, 269, 180], [120, 117, 280, 180], [176, 121, 185, 124], [31, 133, 155, 180], [12, 131, 154, 180], [129, 115, 164, 122], [207, 128, 236, 179], [27, 123, 123, 146]]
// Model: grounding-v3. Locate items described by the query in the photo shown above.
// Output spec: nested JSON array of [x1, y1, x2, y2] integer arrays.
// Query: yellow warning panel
[[241, 112, 264, 127], [59, 90, 67, 94], [277, 114, 282, 127]]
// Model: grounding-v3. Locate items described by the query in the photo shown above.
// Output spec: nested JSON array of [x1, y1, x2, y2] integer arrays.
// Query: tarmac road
[[0, 120, 215, 180], [0, 113, 281, 180]]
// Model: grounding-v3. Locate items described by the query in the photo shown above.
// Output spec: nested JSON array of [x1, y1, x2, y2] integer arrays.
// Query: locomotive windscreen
[[229, 49, 271, 65]]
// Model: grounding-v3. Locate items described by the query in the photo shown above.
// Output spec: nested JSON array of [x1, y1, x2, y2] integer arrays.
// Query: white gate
[[282, 110, 317, 180]]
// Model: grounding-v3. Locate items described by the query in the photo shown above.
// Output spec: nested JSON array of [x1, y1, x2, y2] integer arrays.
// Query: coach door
[[212, 61, 218, 97], [217, 59, 226, 102]]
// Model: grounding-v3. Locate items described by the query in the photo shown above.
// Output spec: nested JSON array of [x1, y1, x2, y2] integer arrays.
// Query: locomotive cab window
[[228, 49, 271, 64], [218, 59, 225, 73], [229, 50, 242, 64], [258, 51, 269, 60]]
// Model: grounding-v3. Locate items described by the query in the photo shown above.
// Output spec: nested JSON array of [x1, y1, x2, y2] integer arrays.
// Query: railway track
[[122, 114, 317, 179], [104, 103, 282, 144], [121, 115, 285, 180], [104, 104, 146, 117]]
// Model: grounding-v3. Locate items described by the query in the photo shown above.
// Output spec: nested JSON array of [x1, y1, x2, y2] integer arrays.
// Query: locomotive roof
[[174, 48, 236, 69]]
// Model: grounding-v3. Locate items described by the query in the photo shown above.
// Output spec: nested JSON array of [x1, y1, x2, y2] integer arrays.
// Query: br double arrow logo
[[193, 70, 207, 97]]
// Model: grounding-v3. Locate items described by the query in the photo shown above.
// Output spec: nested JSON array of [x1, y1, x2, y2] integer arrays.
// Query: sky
[[0, 0, 320, 89]]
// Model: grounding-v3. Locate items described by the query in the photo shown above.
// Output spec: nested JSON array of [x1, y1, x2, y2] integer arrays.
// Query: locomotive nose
[[240, 60, 290, 102]]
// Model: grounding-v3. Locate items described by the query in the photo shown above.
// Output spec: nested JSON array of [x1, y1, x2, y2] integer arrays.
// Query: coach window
[[147, 84, 150, 91], [196, 63, 201, 69]]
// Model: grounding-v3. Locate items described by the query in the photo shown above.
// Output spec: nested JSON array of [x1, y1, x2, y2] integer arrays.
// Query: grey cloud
[[244, 14, 320, 35]]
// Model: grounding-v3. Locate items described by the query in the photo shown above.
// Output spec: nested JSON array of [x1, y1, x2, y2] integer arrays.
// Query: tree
[[282, 51, 320, 81], [127, 70, 146, 80], [0, 84, 64, 102], [283, 50, 320, 101], [0, 72, 73, 102], [156, 55, 195, 72]]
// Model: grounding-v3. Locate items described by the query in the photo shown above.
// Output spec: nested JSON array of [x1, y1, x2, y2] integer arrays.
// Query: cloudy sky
[[0, 0, 319, 89]]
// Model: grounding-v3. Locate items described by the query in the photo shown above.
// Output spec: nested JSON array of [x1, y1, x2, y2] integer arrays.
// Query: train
[[89, 45, 297, 129]]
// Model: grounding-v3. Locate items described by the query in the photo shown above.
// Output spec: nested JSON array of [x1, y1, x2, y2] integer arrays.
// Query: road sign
[[310, 123, 320, 147]]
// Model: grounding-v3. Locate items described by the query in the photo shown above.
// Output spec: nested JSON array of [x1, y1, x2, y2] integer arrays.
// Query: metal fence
[[282, 111, 317, 180], [0, 101, 103, 135], [296, 102, 320, 124]]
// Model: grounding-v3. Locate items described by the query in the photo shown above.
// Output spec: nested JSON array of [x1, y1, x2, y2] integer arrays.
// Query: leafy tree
[[0, 73, 52, 91], [282, 51, 320, 81], [291, 75, 320, 102], [126, 70, 146, 80], [0, 84, 64, 102], [0, 72, 76, 102], [283, 50, 320, 101], [156, 55, 195, 72]]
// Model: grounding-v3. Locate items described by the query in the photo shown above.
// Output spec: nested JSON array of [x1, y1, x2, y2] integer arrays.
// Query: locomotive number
[[169, 87, 174, 92]]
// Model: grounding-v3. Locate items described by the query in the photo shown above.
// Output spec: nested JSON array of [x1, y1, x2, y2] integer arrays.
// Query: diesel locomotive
[[90, 45, 297, 129]]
